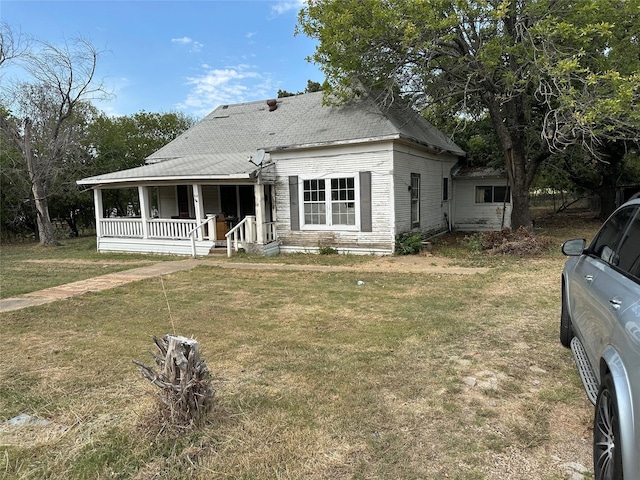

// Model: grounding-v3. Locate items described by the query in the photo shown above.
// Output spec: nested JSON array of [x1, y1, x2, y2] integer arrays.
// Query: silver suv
[[561, 198, 640, 480]]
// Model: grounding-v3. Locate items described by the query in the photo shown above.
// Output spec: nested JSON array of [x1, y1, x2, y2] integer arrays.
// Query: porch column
[[138, 186, 150, 239], [93, 188, 104, 239], [192, 184, 204, 240], [254, 183, 265, 245]]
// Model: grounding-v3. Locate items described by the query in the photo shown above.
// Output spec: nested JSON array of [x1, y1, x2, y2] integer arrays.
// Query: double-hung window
[[303, 177, 356, 227]]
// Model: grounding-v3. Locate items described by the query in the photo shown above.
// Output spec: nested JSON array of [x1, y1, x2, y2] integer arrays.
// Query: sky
[[1, 0, 323, 118]]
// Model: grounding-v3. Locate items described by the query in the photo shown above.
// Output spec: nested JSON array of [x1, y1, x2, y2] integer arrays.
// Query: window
[[443, 177, 449, 201], [411, 173, 420, 227], [616, 209, 640, 278], [303, 177, 356, 226], [590, 205, 637, 267], [476, 185, 511, 203]]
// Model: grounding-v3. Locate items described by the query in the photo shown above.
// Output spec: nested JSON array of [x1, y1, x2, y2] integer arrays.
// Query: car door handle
[[585, 275, 594, 282], [610, 298, 622, 310]]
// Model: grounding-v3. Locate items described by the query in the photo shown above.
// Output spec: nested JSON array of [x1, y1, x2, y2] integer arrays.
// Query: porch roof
[[77, 153, 255, 186], [451, 164, 507, 179], [79, 91, 464, 187]]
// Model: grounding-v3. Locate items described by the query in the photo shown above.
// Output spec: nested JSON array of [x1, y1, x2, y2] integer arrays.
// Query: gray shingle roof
[[78, 91, 464, 186]]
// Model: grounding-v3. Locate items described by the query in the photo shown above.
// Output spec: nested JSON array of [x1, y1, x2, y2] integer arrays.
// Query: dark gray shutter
[[289, 176, 300, 231], [360, 171, 372, 232]]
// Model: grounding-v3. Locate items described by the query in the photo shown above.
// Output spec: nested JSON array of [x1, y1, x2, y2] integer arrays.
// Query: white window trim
[[299, 174, 361, 231], [411, 173, 420, 228]]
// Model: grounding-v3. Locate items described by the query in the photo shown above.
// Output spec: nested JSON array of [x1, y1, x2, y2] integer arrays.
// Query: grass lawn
[[0, 210, 602, 479], [0, 237, 178, 299]]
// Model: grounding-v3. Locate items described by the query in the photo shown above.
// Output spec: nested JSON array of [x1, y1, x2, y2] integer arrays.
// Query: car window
[[589, 206, 636, 266], [616, 207, 640, 279]]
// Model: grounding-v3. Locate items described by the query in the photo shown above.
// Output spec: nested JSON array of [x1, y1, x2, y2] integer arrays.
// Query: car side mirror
[[562, 238, 586, 256]]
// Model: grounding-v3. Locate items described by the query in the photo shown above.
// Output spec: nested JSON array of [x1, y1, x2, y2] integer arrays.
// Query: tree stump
[[133, 335, 215, 427]]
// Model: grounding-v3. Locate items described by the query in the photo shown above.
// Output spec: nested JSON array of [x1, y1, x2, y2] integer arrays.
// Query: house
[[78, 91, 508, 257]]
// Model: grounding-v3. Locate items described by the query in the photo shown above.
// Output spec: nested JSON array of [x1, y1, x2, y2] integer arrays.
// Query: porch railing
[[100, 217, 216, 241], [226, 215, 257, 257], [264, 221, 276, 243], [101, 218, 144, 238], [99, 216, 276, 257], [148, 218, 198, 239]]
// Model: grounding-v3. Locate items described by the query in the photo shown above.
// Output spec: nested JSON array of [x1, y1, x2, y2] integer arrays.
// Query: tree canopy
[[298, 0, 640, 226]]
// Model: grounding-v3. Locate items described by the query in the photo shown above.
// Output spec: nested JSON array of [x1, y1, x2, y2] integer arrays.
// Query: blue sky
[[2, 0, 323, 118]]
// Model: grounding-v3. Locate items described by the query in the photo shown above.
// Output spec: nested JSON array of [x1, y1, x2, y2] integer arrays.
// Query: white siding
[[392, 143, 458, 236], [97, 237, 214, 256], [272, 142, 395, 254], [157, 186, 177, 218], [201, 185, 221, 214], [452, 178, 512, 231]]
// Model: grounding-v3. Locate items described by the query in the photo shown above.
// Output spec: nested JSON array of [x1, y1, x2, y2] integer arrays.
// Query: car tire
[[560, 282, 573, 348], [594, 374, 624, 480]]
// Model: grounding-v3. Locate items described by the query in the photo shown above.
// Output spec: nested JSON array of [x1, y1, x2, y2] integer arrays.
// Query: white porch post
[[254, 183, 265, 245], [138, 186, 150, 239], [93, 188, 104, 239], [192, 184, 204, 240]]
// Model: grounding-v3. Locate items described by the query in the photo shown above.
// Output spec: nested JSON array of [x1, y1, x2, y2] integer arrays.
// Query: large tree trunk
[[487, 97, 535, 230], [505, 145, 534, 230], [23, 118, 59, 246]]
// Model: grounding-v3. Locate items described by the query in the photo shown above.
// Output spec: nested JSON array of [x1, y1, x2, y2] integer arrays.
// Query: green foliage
[[318, 243, 338, 255], [298, 0, 640, 228], [277, 79, 325, 97], [84, 111, 193, 217], [395, 232, 422, 255]]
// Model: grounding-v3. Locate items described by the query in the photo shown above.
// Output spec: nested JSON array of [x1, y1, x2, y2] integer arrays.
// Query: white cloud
[[176, 64, 277, 117], [171, 36, 192, 45], [271, 0, 305, 16], [171, 36, 204, 52]]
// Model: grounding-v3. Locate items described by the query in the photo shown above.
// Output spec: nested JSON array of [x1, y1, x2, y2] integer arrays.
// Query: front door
[[177, 185, 191, 218], [220, 185, 255, 222]]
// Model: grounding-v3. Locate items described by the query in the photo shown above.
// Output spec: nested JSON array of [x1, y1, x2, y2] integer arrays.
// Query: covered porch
[[89, 181, 278, 257]]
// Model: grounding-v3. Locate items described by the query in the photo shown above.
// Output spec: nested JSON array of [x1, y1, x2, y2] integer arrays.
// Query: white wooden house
[[78, 91, 508, 256]]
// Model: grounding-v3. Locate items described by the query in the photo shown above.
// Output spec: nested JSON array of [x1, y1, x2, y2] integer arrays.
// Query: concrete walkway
[[1, 257, 488, 313], [0, 259, 204, 313]]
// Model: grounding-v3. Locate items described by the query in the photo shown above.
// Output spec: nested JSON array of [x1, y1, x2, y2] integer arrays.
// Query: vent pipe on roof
[[267, 99, 278, 111]]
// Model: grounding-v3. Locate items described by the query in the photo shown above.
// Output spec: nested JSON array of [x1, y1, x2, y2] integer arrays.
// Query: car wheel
[[560, 282, 573, 348], [594, 374, 623, 480]]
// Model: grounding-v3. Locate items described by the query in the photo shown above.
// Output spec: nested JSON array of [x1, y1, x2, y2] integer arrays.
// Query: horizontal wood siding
[[392, 144, 458, 236], [273, 143, 395, 253], [201, 185, 221, 214], [97, 237, 214, 256], [158, 186, 177, 218], [452, 178, 512, 231]]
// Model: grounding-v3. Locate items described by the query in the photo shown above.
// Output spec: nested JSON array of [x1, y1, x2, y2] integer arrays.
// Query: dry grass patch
[[0, 215, 600, 479]]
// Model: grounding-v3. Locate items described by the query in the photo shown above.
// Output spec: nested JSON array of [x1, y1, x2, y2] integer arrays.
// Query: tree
[[277, 79, 324, 98], [84, 111, 194, 217], [297, 0, 640, 229], [0, 111, 36, 239], [0, 28, 107, 245], [0, 21, 30, 68], [536, 140, 640, 216]]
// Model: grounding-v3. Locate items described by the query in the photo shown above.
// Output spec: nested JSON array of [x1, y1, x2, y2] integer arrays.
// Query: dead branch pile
[[133, 335, 215, 427], [478, 227, 553, 256]]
